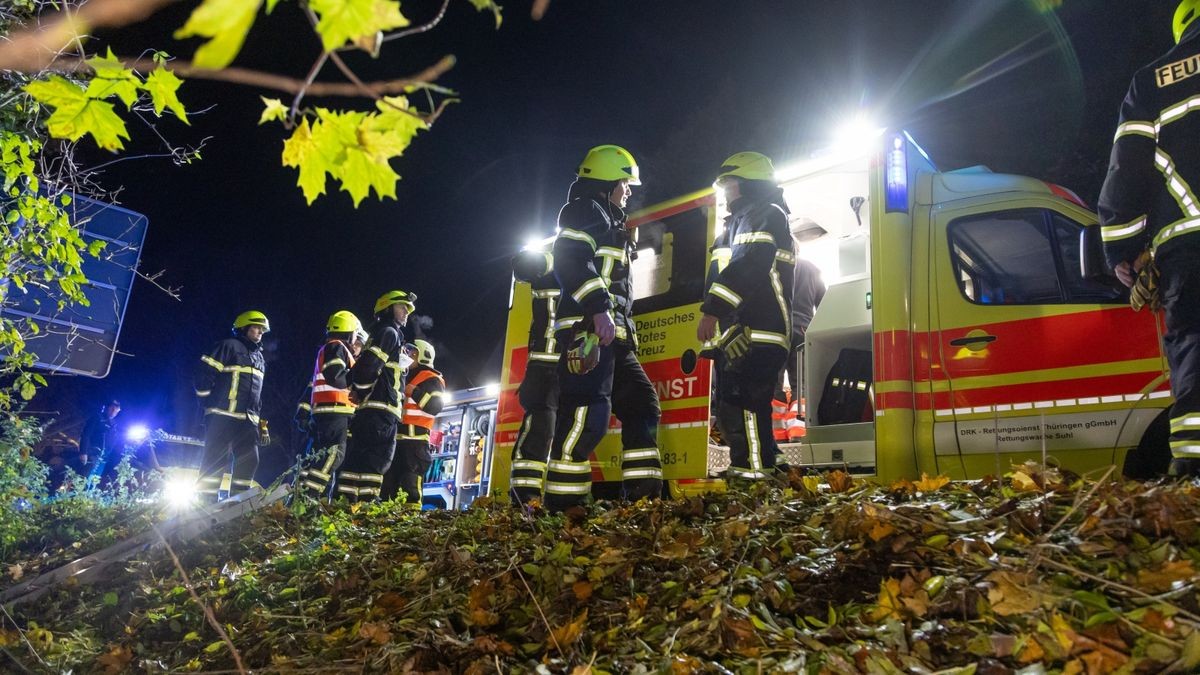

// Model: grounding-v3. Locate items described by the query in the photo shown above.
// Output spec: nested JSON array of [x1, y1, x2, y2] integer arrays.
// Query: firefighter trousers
[[544, 337, 661, 512], [510, 360, 559, 504], [381, 437, 433, 505], [299, 413, 350, 499], [717, 345, 786, 480], [337, 409, 397, 502], [1159, 247, 1200, 476], [199, 415, 259, 501]]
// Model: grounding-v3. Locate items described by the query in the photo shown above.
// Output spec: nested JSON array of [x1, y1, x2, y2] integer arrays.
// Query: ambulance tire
[[1122, 409, 1171, 480]]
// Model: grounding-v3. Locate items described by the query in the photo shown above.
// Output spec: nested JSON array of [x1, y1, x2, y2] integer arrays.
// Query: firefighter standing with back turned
[[508, 249, 561, 505], [297, 310, 362, 499], [337, 291, 415, 501], [194, 311, 269, 501], [382, 339, 445, 505], [1099, 1, 1200, 478], [697, 153, 795, 484], [543, 145, 663, 512]]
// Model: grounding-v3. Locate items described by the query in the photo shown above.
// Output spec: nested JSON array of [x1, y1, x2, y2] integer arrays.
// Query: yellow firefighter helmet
[[1176, 0, 1200, 43], [374, 290, 417, 315], [233, 310, 270, 333], [326, 310, 361, 334], [577, 145, 642, 185], [413, 339, 436, 367], [715, 152, 776, 184]]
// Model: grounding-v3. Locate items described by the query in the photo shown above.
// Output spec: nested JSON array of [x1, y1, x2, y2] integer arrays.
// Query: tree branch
[[0, 0, 178, 71], [42, 55, 457, 98], [381, 0, 452, 43]]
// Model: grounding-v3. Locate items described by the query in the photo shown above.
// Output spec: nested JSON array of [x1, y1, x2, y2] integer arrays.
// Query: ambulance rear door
[[928, 179, 1167, 478]]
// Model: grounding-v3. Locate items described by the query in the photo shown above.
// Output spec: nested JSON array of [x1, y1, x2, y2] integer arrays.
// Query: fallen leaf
[[987, 571, 1043, 616], [1137, 559, 1196, 593], [572, 580, 593, 602], [96, 644, 133, 674], [870, 578, 903, 622], [8, 564, 22, 581], [550, 609, 587, 648], [358, 621, 391, 645], [827, 470, 854, 493], [1010, 471, 1041, 493], [914, 473, 950, 492]]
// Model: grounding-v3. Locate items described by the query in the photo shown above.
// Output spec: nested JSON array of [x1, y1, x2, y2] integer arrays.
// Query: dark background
[[27, 0, 1171, 460]]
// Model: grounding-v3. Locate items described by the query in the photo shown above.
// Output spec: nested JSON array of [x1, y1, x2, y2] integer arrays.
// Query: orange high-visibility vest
[[401, 369, 445, 429], [771, 398, 790, 442], [311, 340, 355, 410]]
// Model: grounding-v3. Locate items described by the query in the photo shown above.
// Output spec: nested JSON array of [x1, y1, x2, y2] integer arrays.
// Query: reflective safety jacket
[[1100, 28, 1200, 267], [310, 339, 356, 415], [512, 250, 560, 363], [399, 365, 446, 440], [701, 190, 796, 352], [195, 335, 265, 423], [553, 197, 637, 345], [350, 320, 405, 420]]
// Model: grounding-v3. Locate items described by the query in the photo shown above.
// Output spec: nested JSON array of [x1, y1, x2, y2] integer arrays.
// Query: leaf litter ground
[[5, 463, 1200, 674]]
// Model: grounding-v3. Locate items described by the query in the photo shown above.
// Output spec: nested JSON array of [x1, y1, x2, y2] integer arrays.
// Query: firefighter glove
[[721, 324, 752, 363], [1130, 258, 1161, 312], [567, 331, 601, 375]]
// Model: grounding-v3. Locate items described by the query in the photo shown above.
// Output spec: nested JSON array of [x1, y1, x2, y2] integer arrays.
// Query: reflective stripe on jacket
[[1100, 28, 1200, 266]]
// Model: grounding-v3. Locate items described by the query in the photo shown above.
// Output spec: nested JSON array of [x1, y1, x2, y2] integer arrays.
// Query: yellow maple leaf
[[550, 609, 588, 647], [867, 520, 895, 542], [174, 0, 264, 69], [914, 473, 950, 492], [308, 0, 410, 52], [1010, 471, 1041, 493], [869, 578, 903, 622]]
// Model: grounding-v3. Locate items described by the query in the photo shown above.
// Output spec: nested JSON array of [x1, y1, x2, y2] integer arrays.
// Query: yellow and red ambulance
[[490, 130, 1171, 498]]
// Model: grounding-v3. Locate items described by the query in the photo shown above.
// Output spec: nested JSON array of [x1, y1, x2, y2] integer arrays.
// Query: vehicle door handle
[[949, 334, 997, 346]]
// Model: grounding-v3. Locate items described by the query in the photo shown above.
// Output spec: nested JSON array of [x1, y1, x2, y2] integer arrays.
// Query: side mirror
[[1079, 225, 1127, 293]]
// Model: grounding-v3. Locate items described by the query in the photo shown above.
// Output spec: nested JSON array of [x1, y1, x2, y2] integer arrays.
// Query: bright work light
[[126, 424, 150, 443], [162, 477, 198, 509]]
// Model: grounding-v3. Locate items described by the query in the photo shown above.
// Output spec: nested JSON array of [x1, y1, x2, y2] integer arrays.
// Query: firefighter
[[297, 311, 362, 499], [1099, 1, 1200, 478], [696, 152, 795, 483], [508, 248, 561, 505], [543, 145, 662, 511], [336, 290, 415, 501], [194, 311, 269, 501], [382, 339, 445, 505]]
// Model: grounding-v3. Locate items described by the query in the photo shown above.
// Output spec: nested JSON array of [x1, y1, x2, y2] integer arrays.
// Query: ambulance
[[489, 129, 1172, 498]]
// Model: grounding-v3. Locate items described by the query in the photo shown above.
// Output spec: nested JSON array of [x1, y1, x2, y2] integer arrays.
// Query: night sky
[[29, 0, 1171, 456]]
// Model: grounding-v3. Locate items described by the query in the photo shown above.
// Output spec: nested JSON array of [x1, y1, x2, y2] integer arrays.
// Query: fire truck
[[489, 130, 1171, 499]]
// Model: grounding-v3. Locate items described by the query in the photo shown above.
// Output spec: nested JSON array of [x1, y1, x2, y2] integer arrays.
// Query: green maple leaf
[[308, 0, 409, 52], [258, 97, 289, 125], [282, 118, 329, 204], [174, 0, 263, 69], [142, 68, 189, 124], [25, 76, 130, 151], [464, 0, 502, 28], [338, 146, 398, 206], [85, 48, 141, 107], [360, 96, 427, 160]]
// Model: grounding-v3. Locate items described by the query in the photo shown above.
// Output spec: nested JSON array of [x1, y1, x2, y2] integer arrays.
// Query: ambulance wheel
[[1122, 409, 1171, 480]]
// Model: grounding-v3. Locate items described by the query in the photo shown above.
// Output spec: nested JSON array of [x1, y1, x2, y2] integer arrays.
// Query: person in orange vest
[[297, 311, 361, 499], [382, 339, 445, 505]]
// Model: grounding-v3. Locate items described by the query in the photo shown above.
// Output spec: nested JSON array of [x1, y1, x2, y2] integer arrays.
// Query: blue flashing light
[[885, 134, 908, 213]]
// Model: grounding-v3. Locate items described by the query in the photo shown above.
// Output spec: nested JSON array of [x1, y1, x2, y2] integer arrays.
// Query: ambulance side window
[[948, 210, 1062, 305], [948, 209, 1125, 306], [630, 205, 709, 315]]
